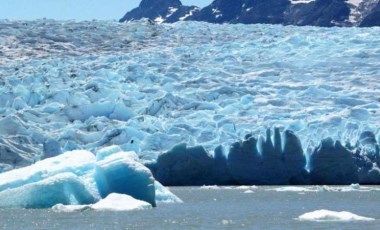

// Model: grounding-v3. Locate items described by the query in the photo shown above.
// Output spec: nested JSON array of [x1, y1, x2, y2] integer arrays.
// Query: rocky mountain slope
[[120, 0, 380, 27]]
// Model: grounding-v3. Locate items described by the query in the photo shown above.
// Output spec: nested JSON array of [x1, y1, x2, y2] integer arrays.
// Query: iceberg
[[0, 146, 181, 209], [297, 210, 375, 222]]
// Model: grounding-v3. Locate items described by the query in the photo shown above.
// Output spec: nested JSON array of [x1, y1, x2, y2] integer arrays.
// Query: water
[[1, 186, 379, 229]]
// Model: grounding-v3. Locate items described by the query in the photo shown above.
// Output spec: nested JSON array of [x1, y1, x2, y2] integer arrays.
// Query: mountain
[[119, 0, 199, 23], [120, 0, 380, 27], [360, 1, 380, 26]]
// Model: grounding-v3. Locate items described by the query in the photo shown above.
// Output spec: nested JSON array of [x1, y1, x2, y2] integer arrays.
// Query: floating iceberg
[[297, 210, 375, 222], [0, 146, 182, 209]]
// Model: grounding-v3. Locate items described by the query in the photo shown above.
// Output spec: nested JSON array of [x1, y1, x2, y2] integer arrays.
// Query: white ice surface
[[297, 210, 375, 222]]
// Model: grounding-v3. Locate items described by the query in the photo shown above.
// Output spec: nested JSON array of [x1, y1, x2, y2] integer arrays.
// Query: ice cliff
[[148, 128, 380, 185]]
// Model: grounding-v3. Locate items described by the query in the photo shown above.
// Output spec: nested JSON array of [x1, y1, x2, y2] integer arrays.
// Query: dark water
[[1, 186, 379, 230]]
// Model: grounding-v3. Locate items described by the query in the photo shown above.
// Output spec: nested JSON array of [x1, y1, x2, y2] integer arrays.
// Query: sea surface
[[1, 186, 379, 229]]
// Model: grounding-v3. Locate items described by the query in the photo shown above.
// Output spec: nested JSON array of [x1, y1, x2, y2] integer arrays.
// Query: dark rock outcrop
[[121, 0, 380, 27], [360, 1, 380, 27], [188, 0, 246, 23], [284, 0, 350, 27], [119, 0, 199, 23]]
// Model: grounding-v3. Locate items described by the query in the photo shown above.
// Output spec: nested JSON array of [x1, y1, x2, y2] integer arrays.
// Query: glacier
[[0, 19, 380, 186], [0, 147, 181, 209]]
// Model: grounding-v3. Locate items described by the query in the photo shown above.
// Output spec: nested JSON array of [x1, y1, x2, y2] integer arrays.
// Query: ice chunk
[[0, 173, 96, 208], [94, 151, 156, 207], [273, 187, 315, 192], [52, 193, 152, 212], [297, 210, 375, 222], [91, 193, 152, 211], [199, 185, 221, 190], [42, 138, 62, 159], [52, 204, 90, 212]]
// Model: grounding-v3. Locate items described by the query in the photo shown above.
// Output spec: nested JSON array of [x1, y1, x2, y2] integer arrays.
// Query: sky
[[0, 0, 212, 20]]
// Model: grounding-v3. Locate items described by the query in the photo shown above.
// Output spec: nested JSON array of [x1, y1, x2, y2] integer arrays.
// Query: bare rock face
[[121, 0, 380, 27], [119, 0, 199, 23], [360, 1, 380, 27]]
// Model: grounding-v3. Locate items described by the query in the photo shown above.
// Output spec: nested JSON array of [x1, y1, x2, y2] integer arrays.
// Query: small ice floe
[[52, 204, 90, 212], [91, 193, 152, 211], [273, 184, 378, 193], [297, 210, 375, 222], [272, 186, 315, 192], [199, 185, 220, 190], [222, 219, 233, 225], [53, 193, 152, 212], [316, 184, 375, 192], [235, 186, 251, 190]]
